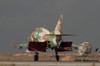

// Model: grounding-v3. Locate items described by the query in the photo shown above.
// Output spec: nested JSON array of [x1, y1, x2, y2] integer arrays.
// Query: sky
[[0, 0, 100, 53]]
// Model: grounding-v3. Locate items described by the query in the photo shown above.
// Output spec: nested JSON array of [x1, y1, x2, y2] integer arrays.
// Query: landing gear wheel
[[56, 55, 59, 61], [34, 55, 38, 61]]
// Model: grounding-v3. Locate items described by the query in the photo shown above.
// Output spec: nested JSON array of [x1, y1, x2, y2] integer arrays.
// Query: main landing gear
[[55, 52, 59, 61], [34, 52, 59, 61], [34, 52, 39, 61]]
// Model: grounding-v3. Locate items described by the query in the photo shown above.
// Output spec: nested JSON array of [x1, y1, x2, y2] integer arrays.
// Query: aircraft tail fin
[[54, 15, 63, 34]]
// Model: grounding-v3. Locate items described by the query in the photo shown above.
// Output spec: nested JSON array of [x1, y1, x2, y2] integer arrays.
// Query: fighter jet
[[12, 15, 94, 61], [12, 15, 74, 61]]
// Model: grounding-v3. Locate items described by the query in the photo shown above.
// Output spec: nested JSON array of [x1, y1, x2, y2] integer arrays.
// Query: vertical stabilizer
[[55, 15, 63, 34]]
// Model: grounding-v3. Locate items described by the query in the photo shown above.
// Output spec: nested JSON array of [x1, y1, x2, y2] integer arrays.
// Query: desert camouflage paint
[[28, 15, 63, 48]]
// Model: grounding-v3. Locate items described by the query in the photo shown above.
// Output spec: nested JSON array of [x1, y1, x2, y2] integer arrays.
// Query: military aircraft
[[12, 15, 74, 61], [12, 15, 95, 61]]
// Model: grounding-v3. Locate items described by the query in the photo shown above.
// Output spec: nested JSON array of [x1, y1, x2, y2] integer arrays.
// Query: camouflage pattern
[[19, 43, 28, 48], [48, 32, 57, 47], [29, 27, 51, 42], [28, 15, 63, 48]]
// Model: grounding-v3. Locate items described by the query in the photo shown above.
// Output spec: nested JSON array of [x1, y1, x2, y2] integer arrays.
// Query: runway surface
[[0, 62, 100, 66]]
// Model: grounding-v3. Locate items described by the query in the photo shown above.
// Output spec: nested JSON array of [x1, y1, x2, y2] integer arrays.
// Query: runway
[[0, 62, 100, 66]]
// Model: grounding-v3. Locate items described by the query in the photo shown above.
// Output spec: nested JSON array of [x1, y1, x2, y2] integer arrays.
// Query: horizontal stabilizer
[[45, 34, 77, 36]]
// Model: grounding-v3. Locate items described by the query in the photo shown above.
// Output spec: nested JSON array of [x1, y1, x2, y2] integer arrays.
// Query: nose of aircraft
[[28, 31, 37, 42], [28, 33, 35, 42], [28, 28, 40, 42]]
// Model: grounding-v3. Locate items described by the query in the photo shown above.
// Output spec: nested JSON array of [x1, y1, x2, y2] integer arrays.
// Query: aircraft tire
[[34, 55, 38, 61], [56, 55, 59, 61]]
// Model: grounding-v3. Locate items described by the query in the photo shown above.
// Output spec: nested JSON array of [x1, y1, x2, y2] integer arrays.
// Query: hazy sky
[[0, 0, 100, 53]]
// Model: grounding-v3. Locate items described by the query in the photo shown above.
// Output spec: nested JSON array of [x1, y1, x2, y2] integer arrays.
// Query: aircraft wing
[[12, 42, 72, 52], [28, 42, 47, 52], [11, 43, 28, 49], [28, 42, 72, 52]]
